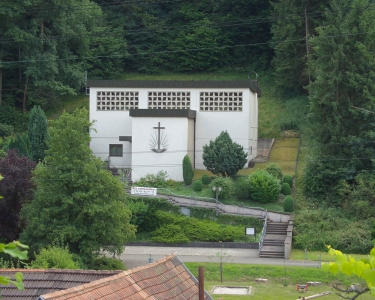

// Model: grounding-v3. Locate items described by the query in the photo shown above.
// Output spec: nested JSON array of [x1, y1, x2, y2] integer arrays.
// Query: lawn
[[185, 262, 372, 300]]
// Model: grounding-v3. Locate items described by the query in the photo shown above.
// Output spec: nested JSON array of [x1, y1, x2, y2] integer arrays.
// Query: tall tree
[[304, 0, 375, 196], [28, 105, 48, 162], [0, 150, 36, 242], [20, 108, 135, 262], [271, 0, 327, 94]]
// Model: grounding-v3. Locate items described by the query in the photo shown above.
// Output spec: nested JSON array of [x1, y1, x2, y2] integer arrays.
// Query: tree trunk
[[23, 76, 29, 113], [305, 4, 311, 84]]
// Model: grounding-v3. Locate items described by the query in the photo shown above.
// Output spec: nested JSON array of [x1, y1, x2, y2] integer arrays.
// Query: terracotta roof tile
[[41, 254, 213, 300], [0, 269, 122, 300]]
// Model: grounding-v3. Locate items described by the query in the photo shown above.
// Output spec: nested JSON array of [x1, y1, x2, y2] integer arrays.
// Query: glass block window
[[148, 92, 190, 109], [97, 91, 139, 111], [109, 144, 123, 156], [199, 92, 243, 111]]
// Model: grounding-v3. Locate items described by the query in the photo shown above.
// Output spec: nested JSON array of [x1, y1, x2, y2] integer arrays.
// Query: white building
[[87, 80, 261, 182]]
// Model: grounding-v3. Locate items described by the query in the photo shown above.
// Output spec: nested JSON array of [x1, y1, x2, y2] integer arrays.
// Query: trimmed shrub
[[248, 170, 281, 203], [281, 182, 291, 195], [209, 176, 234, 200], [284, 175, 293, 187], [266, 163, 283, 181], [283, 196, 294, 212], [193, 180, 203, 191], [202, 174, 210, 185], [182, 155, 194, 185]]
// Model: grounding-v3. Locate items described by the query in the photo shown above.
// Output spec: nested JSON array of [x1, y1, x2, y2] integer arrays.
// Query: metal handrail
[[259, 210, 268, 254]]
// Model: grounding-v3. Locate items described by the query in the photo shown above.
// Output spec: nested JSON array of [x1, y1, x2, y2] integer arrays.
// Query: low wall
[[125, 241, 259, 249]]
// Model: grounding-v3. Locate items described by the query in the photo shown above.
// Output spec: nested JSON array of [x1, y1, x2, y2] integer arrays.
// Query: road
[[120, 246, 321, 270]]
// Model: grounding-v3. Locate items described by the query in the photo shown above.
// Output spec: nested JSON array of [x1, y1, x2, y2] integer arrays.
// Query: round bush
[[193, 180, 203, 191], [284, 175, 293, 187], [209, 176, 234, 199], [281, 182, 291, 195], [248, 170, 281, 203], [233, 176, 250, 200], [266, 163, 283, 181], [283, 196, 294, 212], [202, 174, 210, 185]]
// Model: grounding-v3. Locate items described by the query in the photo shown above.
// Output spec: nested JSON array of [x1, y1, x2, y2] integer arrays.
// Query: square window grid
[[97, 91, 139, 111], [199, 92, 243, 111], [148, 92, 191, 109]]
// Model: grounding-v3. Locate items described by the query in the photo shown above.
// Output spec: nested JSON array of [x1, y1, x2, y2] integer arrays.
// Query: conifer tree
[[305, 0, 375, 195], [202, 131, 247, 177], [182, 155, 194, 185], [28, 105, 49, 162]]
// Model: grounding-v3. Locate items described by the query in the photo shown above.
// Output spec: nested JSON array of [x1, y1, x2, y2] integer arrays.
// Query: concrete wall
[[131, 117, 189, 181]]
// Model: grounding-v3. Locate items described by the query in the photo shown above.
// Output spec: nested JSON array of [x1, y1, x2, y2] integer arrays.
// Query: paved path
[[120, 246, 321, 270]]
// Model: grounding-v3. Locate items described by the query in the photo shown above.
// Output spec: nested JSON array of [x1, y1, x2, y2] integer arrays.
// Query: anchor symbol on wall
[[150, 122, 168, 153]]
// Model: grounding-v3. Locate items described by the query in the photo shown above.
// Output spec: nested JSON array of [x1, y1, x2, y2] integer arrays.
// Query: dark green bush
[[283, 196, 293, 212], [209, 176, 234, 199], [202, 174, 210, 185], [281, 182, 291, 195], [248, 170, 281, 203], [182, 155, 194, 185], [88, 256, 126, 270], [266, 163, 283, 181], [128, 197, 180, 232], [151, 211, 244, 243], [284, 175, 293, 187], [193, 180, 203, 191], [233, 176, 250, 200], [0, 123, 13, 141], [0, 106, 29, 132]]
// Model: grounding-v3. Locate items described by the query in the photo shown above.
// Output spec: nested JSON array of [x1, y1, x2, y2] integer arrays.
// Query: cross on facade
[[153, 122, 165, 150]]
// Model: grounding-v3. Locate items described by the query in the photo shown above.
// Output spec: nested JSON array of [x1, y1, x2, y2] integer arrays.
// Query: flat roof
[[87, 80, 261, 96]]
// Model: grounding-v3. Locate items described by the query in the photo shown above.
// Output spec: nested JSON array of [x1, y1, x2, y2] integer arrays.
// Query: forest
[[1, 0, 375, 256]]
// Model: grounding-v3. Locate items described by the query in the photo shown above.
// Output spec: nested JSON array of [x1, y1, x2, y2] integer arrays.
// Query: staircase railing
[[259, 210, 268, 254]]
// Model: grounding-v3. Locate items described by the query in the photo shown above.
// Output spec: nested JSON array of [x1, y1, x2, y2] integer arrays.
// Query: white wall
[[131, 117, 189, 182]]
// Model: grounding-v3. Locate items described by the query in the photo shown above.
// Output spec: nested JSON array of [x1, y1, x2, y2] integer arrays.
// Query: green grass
[[185, 262, 372, 300], [45, 93, 89, 120], [290, 249, 369, 262]]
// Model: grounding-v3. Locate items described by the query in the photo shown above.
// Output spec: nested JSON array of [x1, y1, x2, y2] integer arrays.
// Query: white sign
[[245, 227, 256, 236], [131, 187, 157, 196]]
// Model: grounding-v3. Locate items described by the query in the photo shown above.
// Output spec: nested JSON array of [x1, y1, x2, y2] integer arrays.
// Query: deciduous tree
[[20, 108, 136, 263], [202, 131, 247, 177], [0, 150, 36, 242]]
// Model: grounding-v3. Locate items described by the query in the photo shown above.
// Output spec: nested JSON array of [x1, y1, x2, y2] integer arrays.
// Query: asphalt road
[[120, 246, 321, 270]]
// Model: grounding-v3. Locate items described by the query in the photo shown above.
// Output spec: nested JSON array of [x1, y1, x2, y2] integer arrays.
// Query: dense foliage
[[30, 246, 82, 269], [0, 151, 36, 242], [182, 155, 194, 185], [203, 131, 247, 177], [20, 108, 135, 263], [28, 106, 49, 162], [248, 170, 281, 203], [283, 196, 293, 212], [305, 0, 375, 197], [150, 211, 245, 243], [193, 180, 203, 192]]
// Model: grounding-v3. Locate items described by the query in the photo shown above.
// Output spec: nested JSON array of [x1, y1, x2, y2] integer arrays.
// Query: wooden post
[[198, 266, 204, 300]]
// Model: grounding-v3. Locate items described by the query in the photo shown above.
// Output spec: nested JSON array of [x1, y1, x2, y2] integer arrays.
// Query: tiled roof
[[40, 254, 213, 300], [0, 269, 121, 300]]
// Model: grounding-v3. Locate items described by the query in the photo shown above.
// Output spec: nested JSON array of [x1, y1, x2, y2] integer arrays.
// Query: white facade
[[87, 80, 260, 181]]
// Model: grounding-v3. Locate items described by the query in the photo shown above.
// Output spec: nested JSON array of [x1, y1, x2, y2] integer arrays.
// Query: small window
[[109, 144, 123, 157]]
